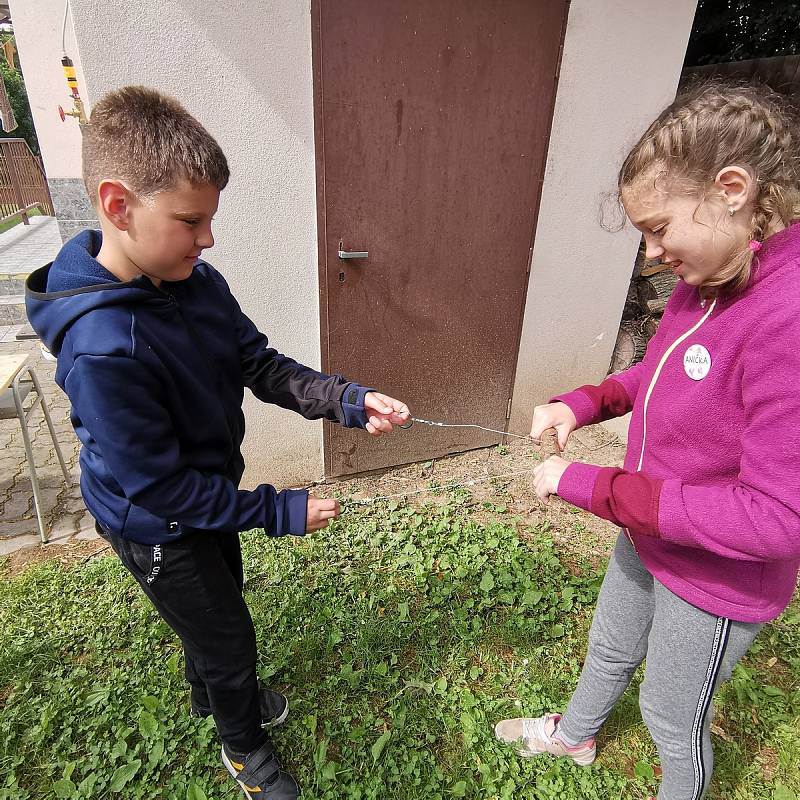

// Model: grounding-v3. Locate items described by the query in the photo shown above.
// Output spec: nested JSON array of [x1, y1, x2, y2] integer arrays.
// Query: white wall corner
[[8, 0, 87, 179], [509, 0, 698, 434], [66, 0, 323, 487]]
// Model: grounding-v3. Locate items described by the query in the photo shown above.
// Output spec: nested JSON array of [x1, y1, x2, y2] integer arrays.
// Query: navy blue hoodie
[[25, 230, 370, 544]]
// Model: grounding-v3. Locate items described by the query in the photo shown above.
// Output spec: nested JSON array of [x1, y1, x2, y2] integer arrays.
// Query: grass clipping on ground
[[0, 477, 798, 799]]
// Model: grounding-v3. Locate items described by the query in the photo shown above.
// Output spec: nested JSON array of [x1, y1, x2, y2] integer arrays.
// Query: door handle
[[338, 249, 369, 260], [338, 240, 368, 260]]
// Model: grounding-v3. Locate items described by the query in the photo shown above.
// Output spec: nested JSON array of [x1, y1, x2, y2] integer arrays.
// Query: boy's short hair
[[82, 86, 229, 205]]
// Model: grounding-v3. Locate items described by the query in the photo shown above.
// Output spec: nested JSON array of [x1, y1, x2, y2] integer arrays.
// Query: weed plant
[[1, 492, 797, 799]]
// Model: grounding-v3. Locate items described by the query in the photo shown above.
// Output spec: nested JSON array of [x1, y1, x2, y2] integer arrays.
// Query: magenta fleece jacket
[[554, 223, 800, 623]]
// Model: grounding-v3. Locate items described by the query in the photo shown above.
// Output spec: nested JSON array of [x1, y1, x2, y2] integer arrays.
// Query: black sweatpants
[[101, 525, 266, 754]]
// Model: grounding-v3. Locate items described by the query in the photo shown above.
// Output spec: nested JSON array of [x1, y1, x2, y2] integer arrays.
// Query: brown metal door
[[314, 0, 568, 477]]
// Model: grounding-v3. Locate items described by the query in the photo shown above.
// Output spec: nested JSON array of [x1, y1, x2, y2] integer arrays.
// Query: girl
[[495, 81, 800, 800]]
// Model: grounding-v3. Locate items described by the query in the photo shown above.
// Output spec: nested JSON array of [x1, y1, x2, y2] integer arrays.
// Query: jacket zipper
[[161, 288, 238, 460], [626, 298, 717, 549]]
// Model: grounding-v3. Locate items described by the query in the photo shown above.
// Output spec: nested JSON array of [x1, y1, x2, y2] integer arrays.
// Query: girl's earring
[[728, 206, 736, 217]]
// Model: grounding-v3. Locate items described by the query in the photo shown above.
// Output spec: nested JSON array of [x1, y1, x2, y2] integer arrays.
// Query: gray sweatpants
[[558, 532, 761, 800]]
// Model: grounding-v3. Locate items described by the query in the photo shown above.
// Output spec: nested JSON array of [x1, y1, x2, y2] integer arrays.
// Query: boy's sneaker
[[191, 685, 289, 728], [494, 712, 596, 765], [222, 740, 299, 800]]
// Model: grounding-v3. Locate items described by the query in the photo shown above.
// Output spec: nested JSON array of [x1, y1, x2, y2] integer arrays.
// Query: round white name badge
[[683, 344, 712, 380]]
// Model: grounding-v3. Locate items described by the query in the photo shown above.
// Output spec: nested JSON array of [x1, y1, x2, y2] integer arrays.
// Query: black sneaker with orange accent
[[222, 739, 299, 800]]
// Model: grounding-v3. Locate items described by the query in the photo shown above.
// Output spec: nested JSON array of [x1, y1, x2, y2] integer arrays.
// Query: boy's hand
[[530, 402, 577, 450], [532, 456, 571, 503], [364, 392, 411, 436], [307, 496, 340, 532]]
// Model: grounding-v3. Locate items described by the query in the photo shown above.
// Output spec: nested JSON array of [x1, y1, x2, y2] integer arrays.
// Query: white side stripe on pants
[[690, 616, 731, 799]]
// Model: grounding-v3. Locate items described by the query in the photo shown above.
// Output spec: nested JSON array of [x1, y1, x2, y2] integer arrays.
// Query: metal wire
[[406, 417, 531, 440], [318, 414, 546, 507], [341, 468, 532, 506], [61, 0, 70, 54], [334, 416, 541, 505]]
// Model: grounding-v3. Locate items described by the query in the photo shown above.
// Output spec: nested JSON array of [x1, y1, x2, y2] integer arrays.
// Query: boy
[[25, 86, 410, 800]]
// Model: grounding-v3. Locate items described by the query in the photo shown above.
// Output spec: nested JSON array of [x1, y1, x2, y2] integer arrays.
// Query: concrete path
[[0, 214, 62, 275], [0, 217, 94, 558], [0, 215, 62, 328]]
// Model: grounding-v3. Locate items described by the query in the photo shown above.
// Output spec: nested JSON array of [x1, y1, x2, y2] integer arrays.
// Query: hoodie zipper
[[160, 288, 238, 460], [625, 298, 717, 549]]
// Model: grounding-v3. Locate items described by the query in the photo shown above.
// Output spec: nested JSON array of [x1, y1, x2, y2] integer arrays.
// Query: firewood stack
[[609, 241, 678, 374]]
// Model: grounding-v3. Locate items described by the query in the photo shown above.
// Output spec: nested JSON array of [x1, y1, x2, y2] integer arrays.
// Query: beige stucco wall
[[14, 0, 697, 484], [63, 0, 324, 487], [8, 0, 87, 179], [509, 0, 698, 434]]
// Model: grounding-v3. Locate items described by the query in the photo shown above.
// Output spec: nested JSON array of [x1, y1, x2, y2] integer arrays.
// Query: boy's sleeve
[[221, 277, 372, 429], [66, 354, 308, 536]]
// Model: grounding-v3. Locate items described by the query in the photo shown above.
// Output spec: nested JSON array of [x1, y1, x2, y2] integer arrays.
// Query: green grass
[[0, 492, 798, 799], [0, 207, 42, 236]]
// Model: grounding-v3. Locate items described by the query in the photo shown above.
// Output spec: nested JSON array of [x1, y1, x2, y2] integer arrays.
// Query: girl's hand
[[532, 456, 571, 503], [530, 402, 577, 450], [364, 391, 410, 436], [306, 496, 340, 532]]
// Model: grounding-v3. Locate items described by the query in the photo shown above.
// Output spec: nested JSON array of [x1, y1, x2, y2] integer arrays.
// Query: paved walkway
[[0, 337, 95, 556], [0, 215, 62, 329], [0, 214, 62, 276]]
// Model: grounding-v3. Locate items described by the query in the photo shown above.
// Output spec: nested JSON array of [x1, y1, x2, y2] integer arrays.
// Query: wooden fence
[[0, 138, 55, 225], [681, 54, 800, 96]]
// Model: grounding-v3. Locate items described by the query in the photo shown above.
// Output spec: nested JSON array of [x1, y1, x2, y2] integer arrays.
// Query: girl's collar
[[700, 222, 800, 307]]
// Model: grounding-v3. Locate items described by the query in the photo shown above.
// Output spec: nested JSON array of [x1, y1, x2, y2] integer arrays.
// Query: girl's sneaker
[[494, 712, 596, 765]]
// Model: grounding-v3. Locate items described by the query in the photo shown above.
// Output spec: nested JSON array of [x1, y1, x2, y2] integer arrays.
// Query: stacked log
[[637, 267, 677, 313], [609, 241, 678, 373], [609, 319, 648, 374]]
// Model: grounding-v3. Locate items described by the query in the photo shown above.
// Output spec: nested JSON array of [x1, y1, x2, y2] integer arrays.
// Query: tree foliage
[[685, 1, 800, 66], [0, 34, 40, 155]]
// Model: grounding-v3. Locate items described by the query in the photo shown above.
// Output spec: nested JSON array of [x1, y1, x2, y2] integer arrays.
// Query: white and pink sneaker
[[494, 712, 596, 766]]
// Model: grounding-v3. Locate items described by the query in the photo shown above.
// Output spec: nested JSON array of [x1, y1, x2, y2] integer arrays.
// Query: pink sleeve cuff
[[559, 465, 663, 536], [657, 479, 689, 545], [551, 378, 632, 428], [557, 462, 603, 511], [593, 467, 663, 535], [550, 390, 598, 428]]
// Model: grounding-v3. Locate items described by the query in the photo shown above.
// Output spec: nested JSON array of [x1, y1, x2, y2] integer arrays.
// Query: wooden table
[[0, 353, 29, 393], [0, 351, 71, 543]]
